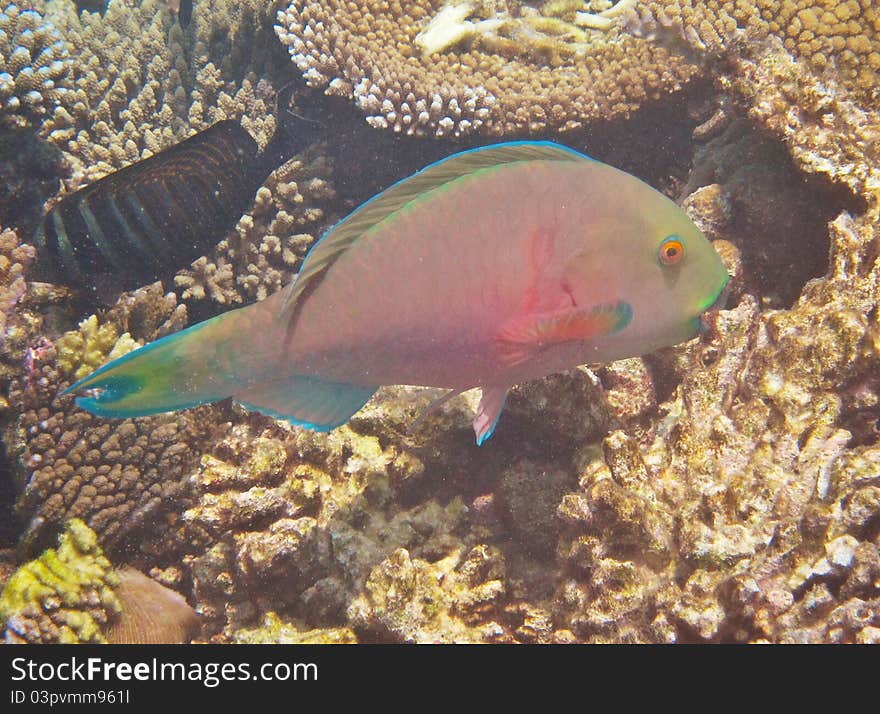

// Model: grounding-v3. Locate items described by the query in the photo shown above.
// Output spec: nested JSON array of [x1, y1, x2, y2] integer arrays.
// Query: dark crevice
[[0, 438, 20, 548]]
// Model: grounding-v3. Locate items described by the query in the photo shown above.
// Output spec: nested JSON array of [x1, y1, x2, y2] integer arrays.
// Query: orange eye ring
[[659, 236, 684, 266]]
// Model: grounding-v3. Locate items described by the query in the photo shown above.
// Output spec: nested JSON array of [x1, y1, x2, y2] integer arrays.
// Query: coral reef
[[275, 0, 698, 136], [0, 1, 72, 128], [1, 519, 200, 643], [232, 611, 356, 643], [0, 518, 120, 643], [0, 227, 36, 413], [5, 284, 225, 554], [1, 0, 877, 647], [35, 0, 282, 187], [174, 150, 335, 306], [622, 0, 879, 100]]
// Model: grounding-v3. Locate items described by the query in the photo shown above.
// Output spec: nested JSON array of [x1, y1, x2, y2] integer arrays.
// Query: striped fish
[[33, 89, 302, 299]]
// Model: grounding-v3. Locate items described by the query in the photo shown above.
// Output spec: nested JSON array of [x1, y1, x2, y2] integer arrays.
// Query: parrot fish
[[66, 141, 729, 444]]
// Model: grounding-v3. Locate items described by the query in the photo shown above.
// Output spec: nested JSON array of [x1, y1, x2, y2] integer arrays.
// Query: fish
[[32, 84, 299, 300], [65, 141, 729, 445]]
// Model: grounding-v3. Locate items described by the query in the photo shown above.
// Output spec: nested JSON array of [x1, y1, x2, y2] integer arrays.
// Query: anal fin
[[235, 375, 377, 431]]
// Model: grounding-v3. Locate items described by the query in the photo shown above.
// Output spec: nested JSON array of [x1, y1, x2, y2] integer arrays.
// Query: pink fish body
[[68, 142, 728, 444]]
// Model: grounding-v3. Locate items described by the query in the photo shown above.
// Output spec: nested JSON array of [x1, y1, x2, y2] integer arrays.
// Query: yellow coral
[[0, 519, 121, 644], [55, 315, 137, 380]]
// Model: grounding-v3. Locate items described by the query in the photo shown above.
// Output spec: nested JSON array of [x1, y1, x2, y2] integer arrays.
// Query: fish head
[[563, 187, 729, 354], [626, 192, 729, 348]]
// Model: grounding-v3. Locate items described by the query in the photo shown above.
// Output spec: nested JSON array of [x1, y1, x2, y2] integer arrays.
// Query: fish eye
[[659, 236, 684, 266]]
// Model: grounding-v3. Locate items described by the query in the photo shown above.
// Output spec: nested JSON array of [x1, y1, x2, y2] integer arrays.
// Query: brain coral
[[0, 1, 72, 128], [275, 0, 699, 136]]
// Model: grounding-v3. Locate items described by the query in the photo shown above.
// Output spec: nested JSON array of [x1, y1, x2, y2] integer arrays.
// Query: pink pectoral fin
[[495, 300, 633, 366], [473, 385, 509, 445]]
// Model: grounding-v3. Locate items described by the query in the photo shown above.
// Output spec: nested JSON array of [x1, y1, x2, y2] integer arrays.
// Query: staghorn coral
[[0, 518, 120, 643], [0, 1, 72, 128], [275, 0, 699, 136], [5, 284, 225, 554]]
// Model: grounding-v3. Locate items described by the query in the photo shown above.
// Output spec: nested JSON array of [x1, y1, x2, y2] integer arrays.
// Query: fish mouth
[[695, 273, 730, 332]]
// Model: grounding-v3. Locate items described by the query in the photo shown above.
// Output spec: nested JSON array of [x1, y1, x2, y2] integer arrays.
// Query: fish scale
[[66, 141, 728, 445]]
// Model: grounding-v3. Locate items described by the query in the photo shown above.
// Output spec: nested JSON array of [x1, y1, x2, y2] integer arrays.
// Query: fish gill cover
[[0, 0, 878, 644]]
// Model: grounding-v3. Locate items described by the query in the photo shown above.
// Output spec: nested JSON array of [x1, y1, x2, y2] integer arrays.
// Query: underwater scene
[[0, 0, 878, 645]]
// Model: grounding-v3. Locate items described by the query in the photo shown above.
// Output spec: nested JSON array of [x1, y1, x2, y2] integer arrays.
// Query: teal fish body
[[67, 142, 728, 444]]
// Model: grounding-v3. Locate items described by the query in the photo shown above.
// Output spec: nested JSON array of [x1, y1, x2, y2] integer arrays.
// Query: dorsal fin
[[279, 141, 592, 317]]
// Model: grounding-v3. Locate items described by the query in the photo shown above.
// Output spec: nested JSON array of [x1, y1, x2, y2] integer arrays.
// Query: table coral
[[622, 0, 879, 100], [0, 1, 72, 128], [275, 0, 699, 136]]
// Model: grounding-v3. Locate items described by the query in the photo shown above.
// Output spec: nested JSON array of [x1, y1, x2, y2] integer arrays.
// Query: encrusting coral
[[0, 1, 72, 128], [275, 0, 698, 136]]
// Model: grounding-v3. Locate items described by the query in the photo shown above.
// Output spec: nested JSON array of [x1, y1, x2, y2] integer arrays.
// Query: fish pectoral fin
[[494, 300, 633, 366], [235, 375, 377, 431], [473, 385, 509, 446]]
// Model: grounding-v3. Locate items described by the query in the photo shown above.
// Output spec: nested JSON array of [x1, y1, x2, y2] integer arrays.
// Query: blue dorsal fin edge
[[279, 141, 597, 317]]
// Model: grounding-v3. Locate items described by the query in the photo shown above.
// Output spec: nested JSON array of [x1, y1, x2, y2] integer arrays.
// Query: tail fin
[[65, 302, 277, 418]]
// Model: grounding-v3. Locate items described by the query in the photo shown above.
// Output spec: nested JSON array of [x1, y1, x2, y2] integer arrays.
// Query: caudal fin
[[65, 302, 277, 418], [64, 319, 226, 417]]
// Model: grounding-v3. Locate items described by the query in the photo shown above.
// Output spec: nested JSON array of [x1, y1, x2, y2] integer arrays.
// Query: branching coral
[[34, 0, 283, 188], [0, 227, 35, 409], [275, 0, 698, 136], [0, 1, 72, 128], [5, 285, 224, 554], [174, 151, 335, 306]]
